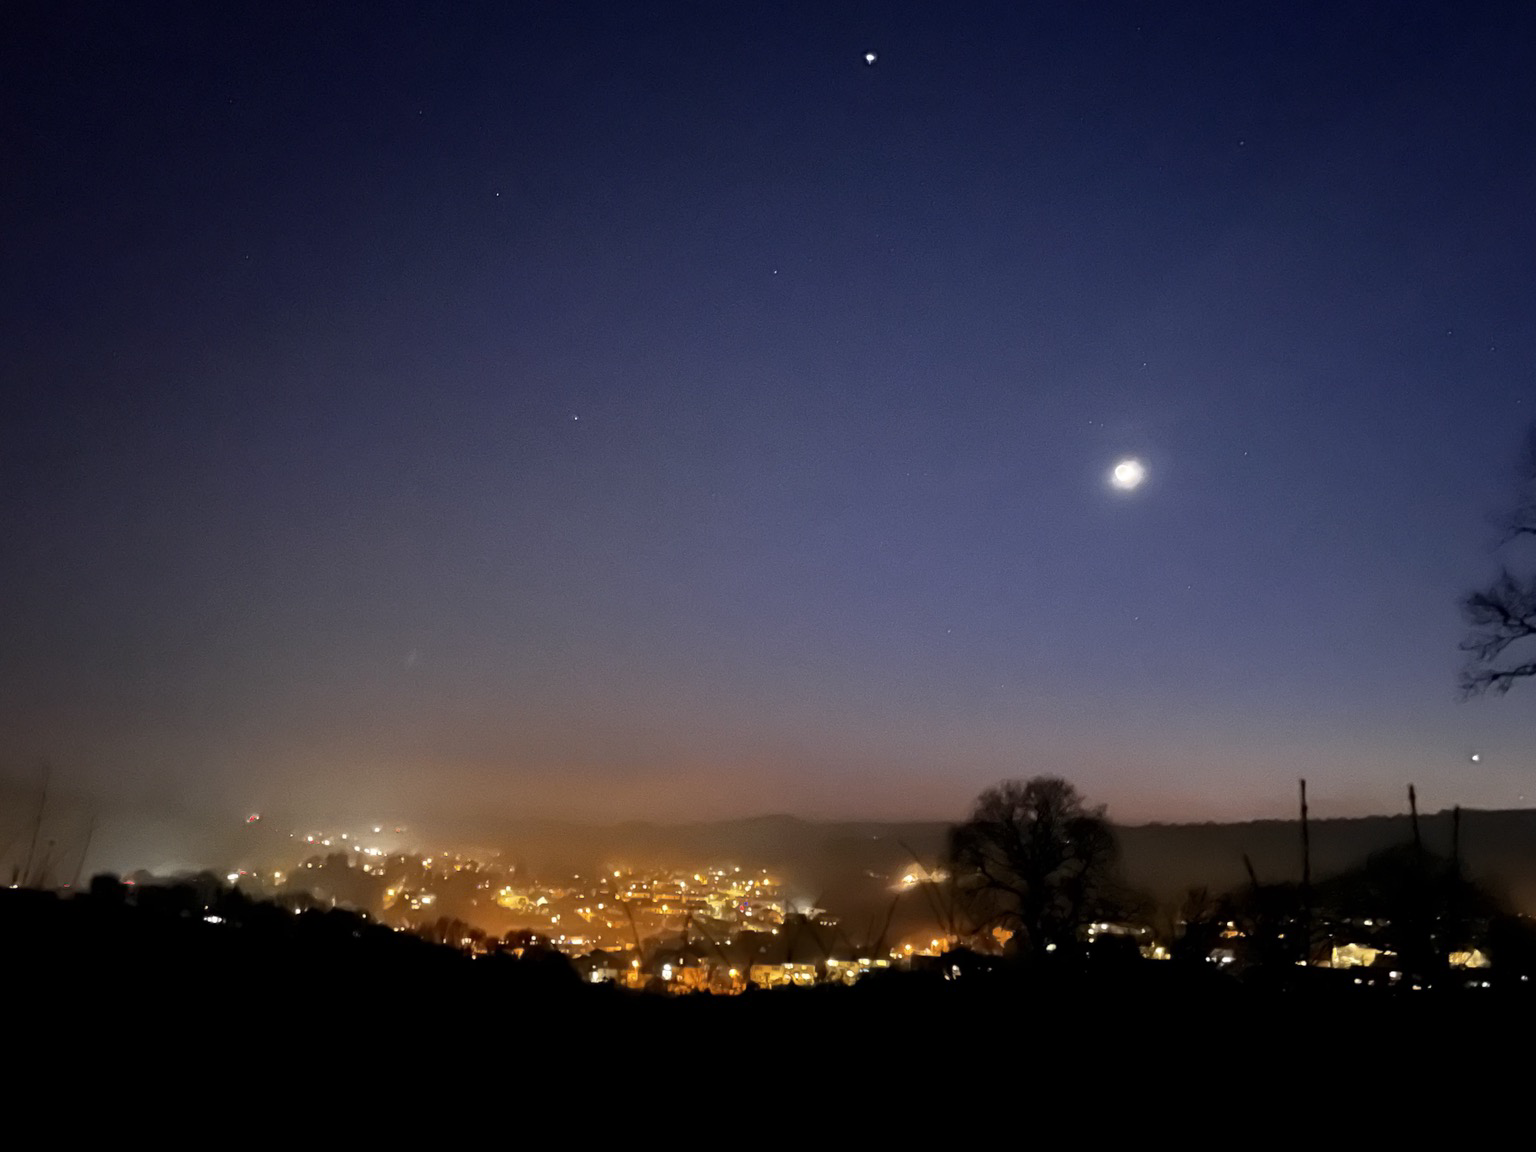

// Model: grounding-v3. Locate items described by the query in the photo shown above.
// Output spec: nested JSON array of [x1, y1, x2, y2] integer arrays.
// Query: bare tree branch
[[1460, 568, 1536, 696], [1460, 428, 1536, 698]]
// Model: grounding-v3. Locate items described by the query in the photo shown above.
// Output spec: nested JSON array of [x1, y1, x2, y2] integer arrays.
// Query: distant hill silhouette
[[465, 808, 1536, 916], [7, 769, 1536, 917], [1118, 808, 1536, 911]]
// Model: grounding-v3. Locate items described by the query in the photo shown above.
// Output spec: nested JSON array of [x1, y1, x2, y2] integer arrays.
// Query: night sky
[[5, 3, 1536, 828]]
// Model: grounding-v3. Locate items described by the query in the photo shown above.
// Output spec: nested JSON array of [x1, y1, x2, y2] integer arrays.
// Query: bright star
[[864, 52, 877, 65], [1110, 458, 1146, 490]]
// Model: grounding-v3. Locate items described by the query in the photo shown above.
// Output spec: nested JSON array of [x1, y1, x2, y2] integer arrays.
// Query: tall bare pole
[[1407, 783, 1429, 976], [34, 839, 57, 890], [1242, 853, 1259, 889], [21, 761, 49, 889], [70, 814, 97, 889], [1447, 803, 1465, 972], [1300, 779, 1312, 966], [1299, 779, 1311, 889]]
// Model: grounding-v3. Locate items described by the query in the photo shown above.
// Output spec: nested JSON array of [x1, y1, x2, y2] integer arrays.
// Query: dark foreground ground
[[7, 885, 1529, 1119]]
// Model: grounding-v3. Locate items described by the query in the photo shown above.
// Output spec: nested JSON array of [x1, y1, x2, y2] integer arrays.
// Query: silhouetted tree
[[1168, 885, 1226, 964], [1462, 427, 1536, 695], [1315, 841, 1502, 978], [1487, 913, 1536, 977], [88, 873, 127, 906], [948, 776, 1119, 958], [1223, 873, 1305, 970]]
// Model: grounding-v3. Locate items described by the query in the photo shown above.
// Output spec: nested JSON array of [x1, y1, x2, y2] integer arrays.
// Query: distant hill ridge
[[5, 775, 1535, 913], [462, 807, 1536, 911]]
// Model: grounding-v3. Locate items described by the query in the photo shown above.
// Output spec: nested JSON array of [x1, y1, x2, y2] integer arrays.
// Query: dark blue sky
[[4, 2, 1535, 825]]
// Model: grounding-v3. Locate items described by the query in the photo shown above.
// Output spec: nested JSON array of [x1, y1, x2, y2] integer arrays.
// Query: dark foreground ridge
[[11, 878, 1536, 1093]]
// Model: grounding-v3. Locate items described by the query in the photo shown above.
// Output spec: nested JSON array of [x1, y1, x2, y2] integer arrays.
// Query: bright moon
[[1111, 458, 1146, 490]]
